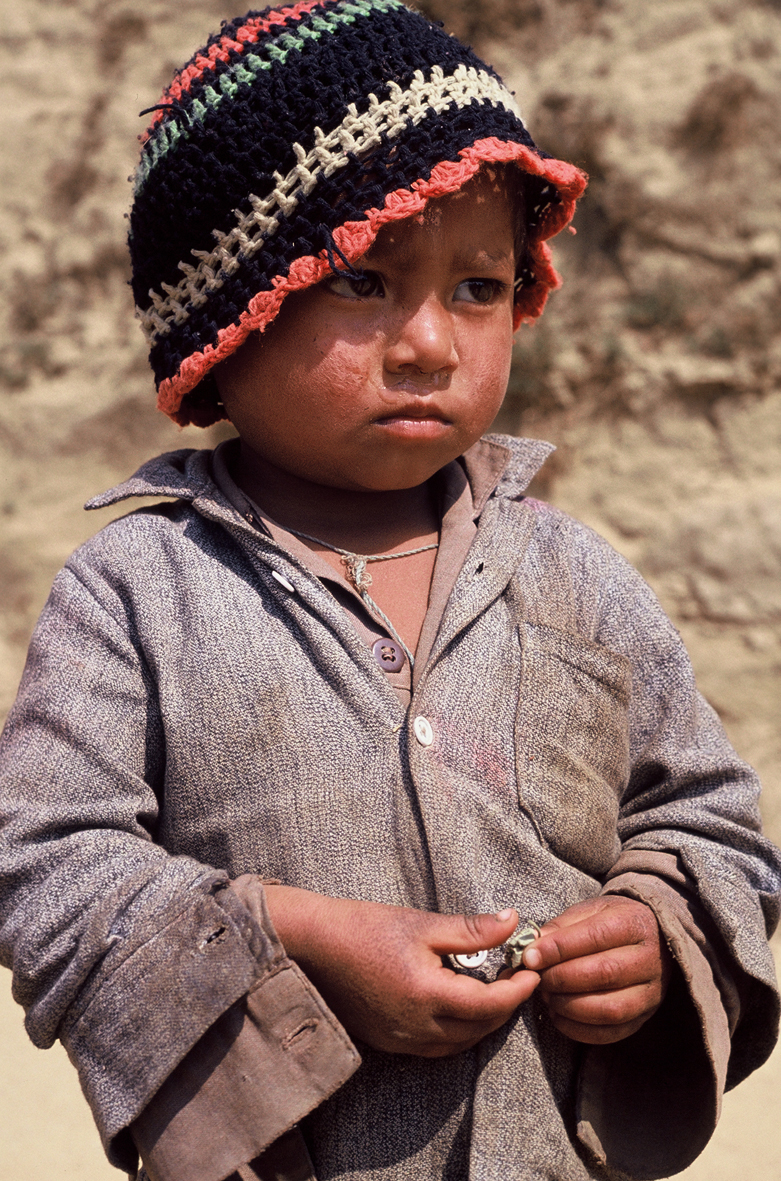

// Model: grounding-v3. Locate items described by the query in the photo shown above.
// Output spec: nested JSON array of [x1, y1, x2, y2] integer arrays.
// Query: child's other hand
[[519, 895, 672, 1045], [265, 887, 539, 1057]]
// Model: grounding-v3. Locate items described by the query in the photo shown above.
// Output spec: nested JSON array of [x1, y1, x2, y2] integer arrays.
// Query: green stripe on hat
[[135, 0, 405, 194]]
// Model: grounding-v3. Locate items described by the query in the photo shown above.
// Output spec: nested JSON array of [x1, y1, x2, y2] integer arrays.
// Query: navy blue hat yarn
[[129, 0, 586, 426]]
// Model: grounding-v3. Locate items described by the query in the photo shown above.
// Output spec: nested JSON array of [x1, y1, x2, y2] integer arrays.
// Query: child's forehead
[[361, 176, 518, 265]]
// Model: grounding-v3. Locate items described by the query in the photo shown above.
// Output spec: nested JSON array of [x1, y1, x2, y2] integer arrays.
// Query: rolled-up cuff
[[133, 959, 359, 1181], [576, 856, 734, 1178], [62, 878, 275, 1172], [131, 876, 360, 1181]]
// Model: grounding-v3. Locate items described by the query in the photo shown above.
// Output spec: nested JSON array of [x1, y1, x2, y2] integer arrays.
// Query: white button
[[413, 716, 434, 746], [272, 570, 295, 593], [453, 950, 488, 969]]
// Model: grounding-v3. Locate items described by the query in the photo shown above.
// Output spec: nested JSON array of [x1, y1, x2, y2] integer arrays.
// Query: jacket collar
[[85, 433, 554, 516], [462, 434, 554, 514]]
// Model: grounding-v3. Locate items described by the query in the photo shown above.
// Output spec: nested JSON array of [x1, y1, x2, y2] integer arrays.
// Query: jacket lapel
[[417, 495, 538, 685]]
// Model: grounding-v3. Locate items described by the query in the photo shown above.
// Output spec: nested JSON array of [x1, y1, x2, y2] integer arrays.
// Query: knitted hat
[[130, 0, 587, 427]]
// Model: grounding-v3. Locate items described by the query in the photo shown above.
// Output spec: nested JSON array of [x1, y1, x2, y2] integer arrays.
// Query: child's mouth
[[375, 409, 451, 439]]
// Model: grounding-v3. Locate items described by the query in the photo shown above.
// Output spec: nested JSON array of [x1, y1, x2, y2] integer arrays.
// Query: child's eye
[[324, 271, 384, 299], [454, 279, 505, 304]]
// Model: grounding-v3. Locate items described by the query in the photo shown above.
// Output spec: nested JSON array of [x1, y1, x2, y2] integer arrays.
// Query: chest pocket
[[515, 622, 631, 877]]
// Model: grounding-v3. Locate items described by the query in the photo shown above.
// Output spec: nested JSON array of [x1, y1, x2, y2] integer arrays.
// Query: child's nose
[[384, 298, 458, 377]]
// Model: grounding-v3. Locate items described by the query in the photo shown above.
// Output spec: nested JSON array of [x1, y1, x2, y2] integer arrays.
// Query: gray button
[[372, 638, 405, 673], [413, 716, 434, 746]]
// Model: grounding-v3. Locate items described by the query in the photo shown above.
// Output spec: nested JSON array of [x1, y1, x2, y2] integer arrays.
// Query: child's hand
[[265, 887, 539, 1057], [520, 895, 672, 1045]]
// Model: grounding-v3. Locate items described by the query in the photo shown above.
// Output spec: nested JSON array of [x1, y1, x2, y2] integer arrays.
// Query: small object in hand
[[451, 949, 489, 969], [504, 921, 541, 970]]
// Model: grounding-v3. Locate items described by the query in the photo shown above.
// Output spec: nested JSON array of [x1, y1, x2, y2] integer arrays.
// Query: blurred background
[[0, 0, 779, 1176]]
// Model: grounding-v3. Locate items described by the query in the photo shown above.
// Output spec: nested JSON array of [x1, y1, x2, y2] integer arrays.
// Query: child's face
[[216, 174, 518, 492]]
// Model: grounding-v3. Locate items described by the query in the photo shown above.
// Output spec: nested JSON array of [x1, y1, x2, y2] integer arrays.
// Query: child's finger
[[425, 1008, 521, 1049], [540, 975, 666, 1045], [411, 1021, 526, 1058], [435, 966, 540, 1023], [543, 1007, 653, 1046], [523, 899, 657, 971], [373, 971, 540, 1057], [535, 943, 660, 995], [543, 981, 662, 1029], [426, 907, 519, 956]]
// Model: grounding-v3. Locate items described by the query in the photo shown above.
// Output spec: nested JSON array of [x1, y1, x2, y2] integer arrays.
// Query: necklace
[[285, 526, 438, 668]]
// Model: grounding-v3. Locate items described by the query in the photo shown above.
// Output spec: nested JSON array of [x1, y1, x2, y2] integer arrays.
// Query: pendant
[[342, 555, 372, 591]]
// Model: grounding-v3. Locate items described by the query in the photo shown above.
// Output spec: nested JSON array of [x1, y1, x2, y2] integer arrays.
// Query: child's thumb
[[428, 908, 518, 955]]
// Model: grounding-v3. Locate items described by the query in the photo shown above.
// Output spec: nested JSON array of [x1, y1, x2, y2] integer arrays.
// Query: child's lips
[[374, 407, 452, 439]]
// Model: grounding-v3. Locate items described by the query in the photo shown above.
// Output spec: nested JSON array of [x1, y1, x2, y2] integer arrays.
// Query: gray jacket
[[0, 435, 779, 1181]]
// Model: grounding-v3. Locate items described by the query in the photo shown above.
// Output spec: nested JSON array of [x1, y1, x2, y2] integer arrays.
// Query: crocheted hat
[[130, 0, 587, 427]]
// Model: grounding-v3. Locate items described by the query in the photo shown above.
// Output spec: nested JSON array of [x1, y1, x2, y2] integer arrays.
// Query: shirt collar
[[84, 434, 554, 516]]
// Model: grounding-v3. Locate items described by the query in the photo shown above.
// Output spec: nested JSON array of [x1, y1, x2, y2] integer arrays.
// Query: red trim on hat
[[157, 138, 587, 425], [144, 0, 328, 139]]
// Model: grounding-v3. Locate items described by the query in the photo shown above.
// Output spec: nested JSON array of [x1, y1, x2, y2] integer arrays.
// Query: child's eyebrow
[[451, 247, 516, 271], [364, 242, 515, 272]]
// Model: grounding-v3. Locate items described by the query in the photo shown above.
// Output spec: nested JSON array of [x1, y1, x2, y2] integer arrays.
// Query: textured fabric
[[0, 435, 779, 1181], [128, 1, 587, 425], [133, 961, 352, 1181]]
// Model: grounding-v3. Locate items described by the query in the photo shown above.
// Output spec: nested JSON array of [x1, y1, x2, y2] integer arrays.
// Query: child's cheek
[[308, 348, 378, 419]]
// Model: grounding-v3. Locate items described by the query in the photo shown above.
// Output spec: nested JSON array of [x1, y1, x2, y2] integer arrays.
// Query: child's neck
[[232, 442, 440, 555]]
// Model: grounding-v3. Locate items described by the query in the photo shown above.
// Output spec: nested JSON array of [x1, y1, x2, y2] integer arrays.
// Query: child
[[0, 3, 779, 1180]]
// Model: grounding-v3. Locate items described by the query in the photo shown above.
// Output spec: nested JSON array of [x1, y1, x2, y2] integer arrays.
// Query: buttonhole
[[283, 1018, 319, 1049], [475, 562, 484, 575], [199, 926, 227, 950]]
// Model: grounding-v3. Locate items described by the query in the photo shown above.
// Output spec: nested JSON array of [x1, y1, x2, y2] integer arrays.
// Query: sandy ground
[[2, 933, 779, 1179]]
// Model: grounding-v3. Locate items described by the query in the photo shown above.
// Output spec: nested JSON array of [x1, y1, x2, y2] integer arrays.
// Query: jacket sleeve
[[567, 523, 781, 1178], [0, 563, 358, 1177]]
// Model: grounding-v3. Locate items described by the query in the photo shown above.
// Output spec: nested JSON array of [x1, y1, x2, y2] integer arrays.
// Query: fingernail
[[523, 947, 541, 969], [495, 908, 515, 922]]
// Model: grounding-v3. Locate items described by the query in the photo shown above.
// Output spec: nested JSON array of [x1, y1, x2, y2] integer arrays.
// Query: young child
[[1, 3, 779, 1180]]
